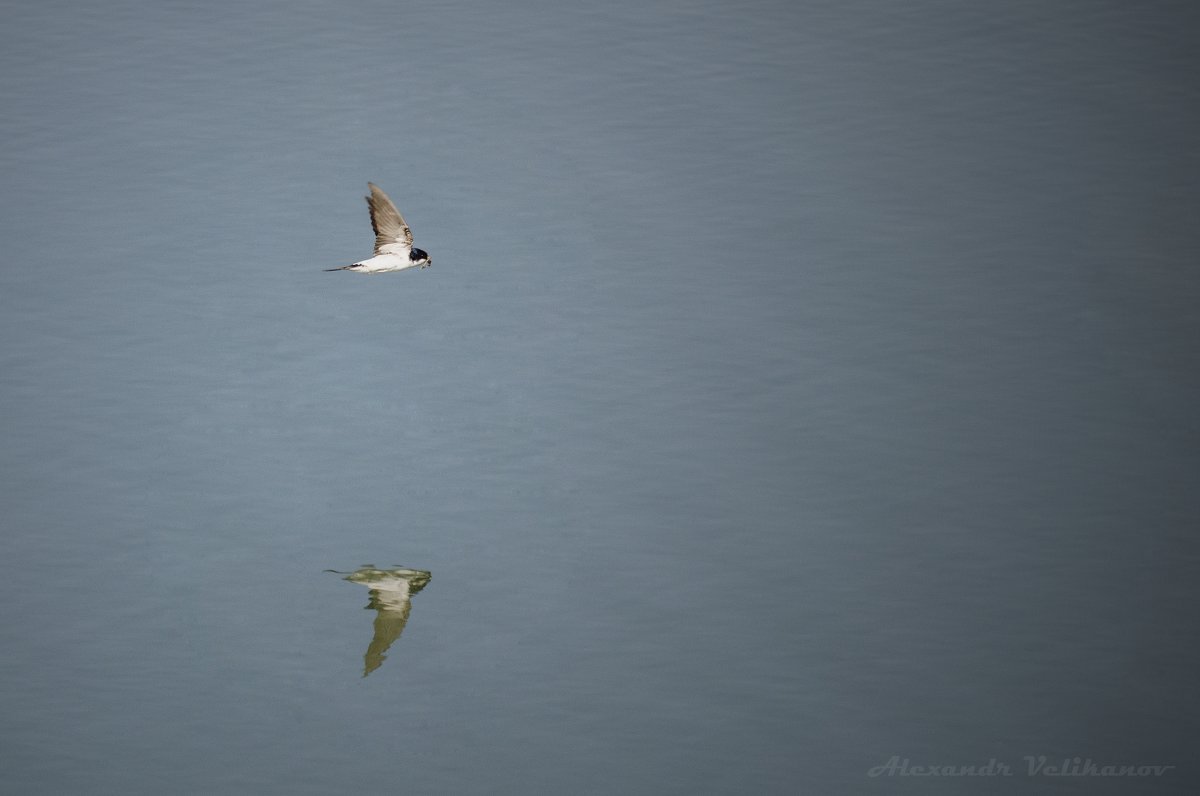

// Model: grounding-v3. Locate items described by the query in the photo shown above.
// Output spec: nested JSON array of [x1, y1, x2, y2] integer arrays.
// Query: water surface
[[1, 1, 1197, 793]]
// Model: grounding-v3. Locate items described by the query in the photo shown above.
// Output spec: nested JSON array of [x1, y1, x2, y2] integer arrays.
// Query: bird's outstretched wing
[[366, 182, 413, 254]]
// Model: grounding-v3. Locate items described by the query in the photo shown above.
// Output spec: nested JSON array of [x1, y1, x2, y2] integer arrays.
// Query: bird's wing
[[366, 182, 413, 254]]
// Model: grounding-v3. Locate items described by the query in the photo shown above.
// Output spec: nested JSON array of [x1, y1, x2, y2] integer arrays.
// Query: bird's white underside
[[349, 253, 421, 273]]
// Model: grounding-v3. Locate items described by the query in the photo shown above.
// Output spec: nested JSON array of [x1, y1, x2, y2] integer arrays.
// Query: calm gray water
[[1, 1, 1197, 793]]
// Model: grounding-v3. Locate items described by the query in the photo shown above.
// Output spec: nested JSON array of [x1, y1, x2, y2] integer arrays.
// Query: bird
[[325, 182, 432, 273]]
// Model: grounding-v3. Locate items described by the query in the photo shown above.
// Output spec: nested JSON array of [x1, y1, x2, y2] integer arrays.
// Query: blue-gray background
[[1, 1, 1197, 793]]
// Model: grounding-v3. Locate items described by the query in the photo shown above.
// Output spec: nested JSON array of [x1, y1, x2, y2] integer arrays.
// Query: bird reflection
[[327, 565, 431, 677]]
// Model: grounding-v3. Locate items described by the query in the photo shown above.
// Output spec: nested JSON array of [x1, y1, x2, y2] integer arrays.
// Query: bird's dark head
[[409, 248, 431, 267]]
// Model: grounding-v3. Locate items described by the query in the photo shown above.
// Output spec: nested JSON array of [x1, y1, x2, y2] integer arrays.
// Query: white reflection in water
[[327, 565, 431, 677]]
